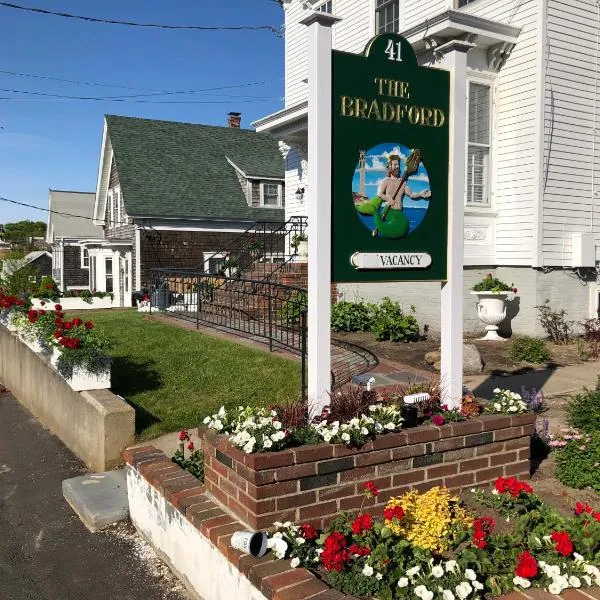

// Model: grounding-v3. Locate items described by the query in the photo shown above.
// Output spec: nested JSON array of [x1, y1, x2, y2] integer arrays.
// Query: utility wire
[[0, 70, 275, 97], [0, 2, 282, 35]]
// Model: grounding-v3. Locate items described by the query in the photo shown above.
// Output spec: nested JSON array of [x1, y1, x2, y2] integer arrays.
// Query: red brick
[[481, 415, 512, 431], [122, 445, 158, 465], [248, 559, 293, 589], [207, 479, 229, 507], [199, 514, 236, 537], [444, 472, 475, 489], [163, 480, 203, 504], [226, 545, 245, 569], [577, 588, 600, 599], [339, 466, 376, 483], [227, 467, 249, 491], [254, 511, 297, 530], [210, 458, 230, 479], [247, 480, 298, 500], [475, 466, 504, 483], [293, 444, 334, 463], [224, 445, 247, 463], [505, 437, 530, 451], [475, 442, 505, 456], [392, 470, 425, 486], [376, 459, 412, 476], [209, 522, 240, 546], [187, 506, 224, 528], [219, 476, 239, 498], [355, 449, 392, 467], [459, 457, 489, 472], [138, 458, 174, 478], [510, 413, 536, 427], [490, 451, 517, 466], [276, 462, 317, 482], [175, 492, 209, 514], [451, 420, 484, 435], [332, 443, 363, 458], [273, 578, 332, 600], [443, 448, 475, 462], [413, 478, 444, 492], [405, 427, 441, 444], [238, 490, 276, 514], [560, 590, 597, 600], [299, 501, 337, 520], [392, 444, 426, 460], [318, 484, 355, 501], [276, 491, 316, 510], [436, 424, 455, 438], [500, 593, 529, 600], [226, 495, 249, 523], [377, 486, 411, 504], [494, 427, 523, 442], [216, 530, 235, 555], [262, 569, 314, 600], [245, 450, 295, 470], [371, 432, 408, 450], [427, 463, 458, 479], [519, 447, 531, 461], [236, 462, 276, 485], [203, 464, 221, 486], [433, 437, 465, 453], [146, 466, 183, 487], [504, 460, 530, 477], [129, 449, 164, 468], [309, 589, 347, 600], [237, 552, 275, 578]]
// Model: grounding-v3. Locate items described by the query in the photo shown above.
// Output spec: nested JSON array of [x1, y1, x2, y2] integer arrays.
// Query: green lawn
[[69, 309, 301, 441]]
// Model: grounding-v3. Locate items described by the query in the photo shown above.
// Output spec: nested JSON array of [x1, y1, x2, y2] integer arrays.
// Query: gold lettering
[[356, 98, 368, 119], [408, 105, 421, 125], [420, 107, 434, 127], [375, 77, 386, 96], [367, 99, 382, 120], [400, 81, 410, 99], [396, 103, 408, 123], [382, 102, 396, 121], [433, 108, 445, 127], [340, 95, 355, 117]]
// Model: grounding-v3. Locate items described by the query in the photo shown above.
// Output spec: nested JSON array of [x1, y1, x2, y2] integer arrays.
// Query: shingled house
[[86, 114, 285, 307]]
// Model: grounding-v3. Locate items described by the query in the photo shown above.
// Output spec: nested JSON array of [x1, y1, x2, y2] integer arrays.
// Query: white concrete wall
[[127, 466, 265, 600], [542, 0, 600, 266]]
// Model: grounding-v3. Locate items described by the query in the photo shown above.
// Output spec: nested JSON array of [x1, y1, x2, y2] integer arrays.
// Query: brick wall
[[63, 245, 90, 288], [278, 263, 338, 303], [200, 414, 534, 530]]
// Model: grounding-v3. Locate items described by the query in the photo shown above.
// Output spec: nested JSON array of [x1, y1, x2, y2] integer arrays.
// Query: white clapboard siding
[[284, 1, 308, 107], [284, 146, 308, 221], [331, 0, 372, 54], [460, 0, 540, 265], [404, 0, 451, 30], [542, 0, 600, 266]]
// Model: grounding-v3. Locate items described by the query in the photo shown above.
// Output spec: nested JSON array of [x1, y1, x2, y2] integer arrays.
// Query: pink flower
[[432, 415, 445, 426]]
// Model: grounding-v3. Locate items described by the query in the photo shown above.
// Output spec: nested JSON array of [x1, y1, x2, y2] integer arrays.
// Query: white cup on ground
[[230, 531, 268, 558]]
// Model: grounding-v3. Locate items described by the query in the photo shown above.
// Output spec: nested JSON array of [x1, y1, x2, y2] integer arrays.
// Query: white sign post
[[301, 12, 340, 418], [437, 40, 474, 410]]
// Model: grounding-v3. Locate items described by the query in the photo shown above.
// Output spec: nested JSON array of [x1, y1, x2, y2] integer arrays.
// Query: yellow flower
[[384, 487, 472, 553]]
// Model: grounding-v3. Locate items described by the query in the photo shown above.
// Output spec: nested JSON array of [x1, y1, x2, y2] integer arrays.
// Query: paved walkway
[[0, 389, 189, 600]]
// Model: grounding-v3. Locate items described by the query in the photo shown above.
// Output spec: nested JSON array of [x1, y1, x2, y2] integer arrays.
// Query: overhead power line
[[0, 2, 282, 35]]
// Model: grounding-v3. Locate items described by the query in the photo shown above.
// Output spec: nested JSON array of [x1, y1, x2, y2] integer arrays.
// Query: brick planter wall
[[200, 414, 535, 530]]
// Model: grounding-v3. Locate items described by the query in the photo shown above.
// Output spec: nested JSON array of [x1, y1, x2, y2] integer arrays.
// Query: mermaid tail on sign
[[373, 208, 409, 239], [355, 196, 383, 216]]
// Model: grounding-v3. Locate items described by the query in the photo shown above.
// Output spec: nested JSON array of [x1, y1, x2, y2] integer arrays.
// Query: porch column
[[301, 11, 340, 418], [436, 40, 474, 409]]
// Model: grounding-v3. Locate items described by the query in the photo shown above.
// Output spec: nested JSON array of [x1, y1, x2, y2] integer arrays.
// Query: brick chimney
[[227, 112, 241, 128]]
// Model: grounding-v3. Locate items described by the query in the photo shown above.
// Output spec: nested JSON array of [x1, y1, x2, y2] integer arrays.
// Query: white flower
[[573, 552, 584, 563], [407, 566, 421, 579], [432, 565, 445, 578], [414, 585, 429, 599], [568, 576, 581, 588], [263, 439, 273, 449], [218, 406, 226, 417], [472, 581, 483, 591], [362, 565, 374, 577], [464, 569, 477, 581], [445, 560, 458, 573], [213, 420, 224, 431], [513, 577, 531, 589], [493, 403, 502, 411], [203, 416, 211, 424], [361, 427, 369, 435], [493, 388, 501, 393], [422, 590, 434, 600], [397, 577, 409, 588], [268, 538, 288, 559], [491, 489, 499, 495], [548, 582, 562, 595], [443, 591, 456, 600], [341, 433, 351, 442], [385, 422, 396, 430], [375, 573, 383, 581], [273, 421, 282, 430], [583, 575, 593, 586], [290, 557, 300, 568], [243, 440, 255, 453], [295, 537, 305, 545], [455, 581, 473, 600]]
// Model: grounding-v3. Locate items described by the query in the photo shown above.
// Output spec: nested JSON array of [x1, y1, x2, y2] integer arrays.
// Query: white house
[[254, 0, 600, 337]]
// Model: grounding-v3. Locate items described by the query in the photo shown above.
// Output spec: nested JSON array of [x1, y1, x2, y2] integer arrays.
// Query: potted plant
[[221, 256, 238, 278], [0, 291, 29, 331], [291, 233, 308, 260], [471, 274, 518, 341], [51, 316, 111, 391]]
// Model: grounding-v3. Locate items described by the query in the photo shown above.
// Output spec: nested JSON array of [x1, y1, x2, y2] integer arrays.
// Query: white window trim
[[465, 74, 496, 211], [80, 246, 90, 269], [314, 0, 333, 13], [374, 0, 401, 35], [202, 251, 226, 274], [259, 182, 283, 208]]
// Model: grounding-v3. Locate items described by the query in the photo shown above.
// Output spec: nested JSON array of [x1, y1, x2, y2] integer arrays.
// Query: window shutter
[[469, 83, 490, 145], [467, 82, 491, 205]]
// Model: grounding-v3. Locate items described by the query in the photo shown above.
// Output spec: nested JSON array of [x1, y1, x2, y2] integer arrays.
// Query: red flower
[[39, 310, 46, 316], [348, 544, 371, 557], [321, 532, 349, 572], [363, 481, 379, 497], [472, 516, 495, 549], [178, 430, 189, 442], [54, 304, 62, 311], [515, 551, 538, 579], [351, 514, 373, 535], [384, 505, 405, 522], [432, 415, 445, 426], [473, 530, 488, 549], [513, 287, 518, 293], [72, 318, 82, 326], [85, 321, 94, 329], [593, 513, 600, 523], [575, 502, 594, 515], [300, 524, 318, 541], [551, 531, 573, 557], [187, 441, 195, 451], [495, 476, 533, 497], [63, 322, 73, 330]]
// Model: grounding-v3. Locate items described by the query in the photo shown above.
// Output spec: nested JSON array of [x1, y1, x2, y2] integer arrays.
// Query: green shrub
[[330, 301, 374, 332], [278, 290, 307, 326], [554, 432, 600, 491], [370, 297, 420, 342], [509, 337, 550, 363], [567, 389, 600, 433]]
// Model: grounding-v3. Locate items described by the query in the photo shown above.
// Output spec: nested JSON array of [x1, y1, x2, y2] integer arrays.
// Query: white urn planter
[[471, 291, 511, 341], [297, 240, 308, 260]]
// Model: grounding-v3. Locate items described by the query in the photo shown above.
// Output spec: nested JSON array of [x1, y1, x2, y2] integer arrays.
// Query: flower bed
[[265, 479, 600, 599], [31, 296, 112, 310], [199, 412, 534, 530]]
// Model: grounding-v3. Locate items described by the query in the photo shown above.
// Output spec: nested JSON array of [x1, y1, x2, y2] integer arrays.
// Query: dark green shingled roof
[[105, 115, 285, 221]]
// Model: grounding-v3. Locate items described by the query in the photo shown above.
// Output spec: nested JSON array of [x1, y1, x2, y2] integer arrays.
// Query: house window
[[457, 0, 478, 6], [107, 192, 114, 227], [376, 0, 399, 33], [203, 252, 226, 274], [260, 182, 282, 207], [81, 247, 89, 268], [315, 0, 332, 13], [114, 190, 120, 226], [105, 257, 113, 293], [467, 82, 492, 206]]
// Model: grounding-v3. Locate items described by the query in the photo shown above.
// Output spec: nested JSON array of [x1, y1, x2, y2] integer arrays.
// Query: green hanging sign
[[332, 34, 450, 283]]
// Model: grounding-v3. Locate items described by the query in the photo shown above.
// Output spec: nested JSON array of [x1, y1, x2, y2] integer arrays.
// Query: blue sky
[[352, 143, 431, 209], [0, 0, 284, 224]]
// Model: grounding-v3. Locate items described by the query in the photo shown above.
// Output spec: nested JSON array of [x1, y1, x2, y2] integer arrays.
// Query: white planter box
[[22, 336, 45, 353], [31, 297, 112, 311], [65, 367, 111, 392]]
